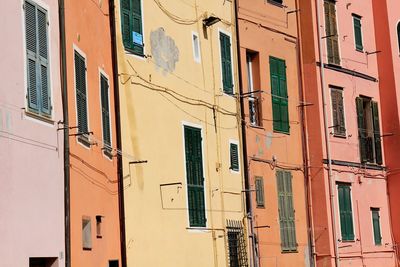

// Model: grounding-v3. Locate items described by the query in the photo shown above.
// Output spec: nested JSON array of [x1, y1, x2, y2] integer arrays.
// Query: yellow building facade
[[112, 0, 249, 266]]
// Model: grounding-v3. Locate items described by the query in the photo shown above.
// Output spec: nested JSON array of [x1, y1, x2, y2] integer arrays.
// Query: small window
[[337, 183, 354, 241], [268, 0, 283, 5], [96, 215, 102, 238], [397, 22, 400, 54], [353, 15, 363, 51], [192, 32, 201, 63], [75, 50, 90, 146], [121, 0, 144, 55], [100, 73, 112, 157], [255, 177, 265, 208], [219, 32, 233, 94], [247, 52, 261, 126], [230, 142, 239, 172], [371, 208, 382, 245], [226, 220, 249, 266], [330, 87, 346, 137], [24, 1, 51, 117], [109, 260, 119, 267], [82, 217, 92, 250]]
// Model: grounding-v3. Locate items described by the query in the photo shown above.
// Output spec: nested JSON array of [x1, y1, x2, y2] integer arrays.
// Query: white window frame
[[192, 31, 201, 63], [98, 68, 113, 160]]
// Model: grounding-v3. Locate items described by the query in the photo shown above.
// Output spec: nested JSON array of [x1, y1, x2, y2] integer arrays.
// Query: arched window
[[397, 22, 400, 53]]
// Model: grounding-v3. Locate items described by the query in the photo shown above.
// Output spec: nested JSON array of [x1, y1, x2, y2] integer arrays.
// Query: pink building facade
[[0, 0, 65, 266], [299, 0, 397, 266]]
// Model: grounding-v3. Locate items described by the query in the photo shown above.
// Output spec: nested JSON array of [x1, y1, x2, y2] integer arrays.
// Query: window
[[371, 208, 382, 245], [109, 260, 119, 267], [184, 126, 206, 227], [268, 0, 283, 5], [324, 0, 340, 65], [192, 32, 201, 63], [24, 1, 51, 117], [247, 52, 261, 126], [230, 142, 239, 172], [82, 217, 92, 250], [220, 32, 233, 94], [29, 258, 57, 267], [397, 22, 400, 54], [330, 87, 346, 136], [337, 183, 354, 241], [96, 215, 102, 238], [121, 0, 144, 55], [353, 15, 363, 51], [100, 73, 112, 157], [255, 177, 265, 208], [270, 56, 289, 133], [226, 220, 249, 267], [356, 97, 382, 165], [276, 170, 297, 252], [74, 50, 90, 145]]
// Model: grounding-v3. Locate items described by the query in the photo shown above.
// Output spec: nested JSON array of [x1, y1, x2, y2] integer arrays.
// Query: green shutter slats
[[75, 52, 88, 134], [372, 102, 383, 165], [101, 75, 111, 148], [353, 16, 363, 51], [185, 126, 206, 227], [270, 57, 289, 133], [121, 0, 144, 55], [338, 184, 354, 241], [372, 209, 382, 245], [220, 33, 233, 94], [356, 97, 368, 163], [230, 143, 239, 171], [27, 59, 39, 111]]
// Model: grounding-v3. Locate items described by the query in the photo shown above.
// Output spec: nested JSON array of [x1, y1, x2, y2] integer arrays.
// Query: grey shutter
[[372, 101, 383, 165], [255, 177, 264, 207], [37, 8, 50, 115], [100, 75, 111, 147], [356, 97, 367, 163], [74, 52, 88, 134]]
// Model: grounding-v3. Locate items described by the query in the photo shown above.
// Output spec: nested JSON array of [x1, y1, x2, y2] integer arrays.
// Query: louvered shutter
[[37, 8, 50, 115], [324, 1, 340, 65], [372, 101, 383, 165], [331, 89, 339, 132], [220, 33, 233, 94], [285, 172, 297, 250], [338, 184, 354, 241], [230, 143, 239, 171], [75, 52, 88, 134], [132, 0, 144, 54], [255, 177, 264, 207], [185, 126, 206, 227], [353, 16, 363, 51], [331, 89, 345, 136], [372, 209, 382, 245], [100, 75, 111, 148], [356, 97, 367, 163], [278, 60, 289, 133], [121, 0, 132, 49], [270, 57, 289, 133]]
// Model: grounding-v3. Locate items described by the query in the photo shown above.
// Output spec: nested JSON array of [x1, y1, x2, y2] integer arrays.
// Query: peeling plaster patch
[[0, 109, 3, 130], [255, 135, 260, 143], [258, 147, 264, 156], [265, 132, 273, 149], [304, 245, 311, 267], [150, 28, 179, 75]]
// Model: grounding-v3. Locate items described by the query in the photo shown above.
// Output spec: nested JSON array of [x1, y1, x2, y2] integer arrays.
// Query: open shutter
[[101, 75, 111, 147], [230, 143, 239, 171], [37, 8, 50, 115], [75, 52, 88, 134], [270, 57, 281, 131], [220, 33, 233, 94], [285, 172, 297, 250], [372, 101, 383, 165], [324, 1, 340, 65], [356, 97, 367, 163], [353, 16, 363, 51], [277, 171, 288, 250], [372, 209, 382, 245], [132, 0, 144, 54], [331, 90, 339, 132], [121, 0, 133, 49], [278, 60, 289, 133]]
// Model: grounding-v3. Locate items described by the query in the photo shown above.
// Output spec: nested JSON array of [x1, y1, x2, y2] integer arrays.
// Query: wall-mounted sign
[[133, 32, 143, 45]]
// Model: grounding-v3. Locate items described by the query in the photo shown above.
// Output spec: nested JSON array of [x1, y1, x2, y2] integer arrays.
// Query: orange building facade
[[237, 0, 312, 266], [62, 0, 121, 266]]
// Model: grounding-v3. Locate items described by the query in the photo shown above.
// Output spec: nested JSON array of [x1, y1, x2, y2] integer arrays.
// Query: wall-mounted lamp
[[203, 16, 221, 27]]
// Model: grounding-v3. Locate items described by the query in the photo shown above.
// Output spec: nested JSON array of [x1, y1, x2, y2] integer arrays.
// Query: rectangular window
[[330, 87, 346, 137], [324, 0, 340, 65], [82, 217, 92, 250], [276, 170, 297, 252], [121, 0, 144, 55], [356, 97, 383, 165], [353, 15, 363, 51], [24, 1, 51, 116], [371, 208, 382, 245], [192, 32, 201, 63], [100, 73, 112, 157], [255, 177, 265, 208], [74, 51, 90, 146], [338, 183, 354, 241], [220, 32, 233, 94], [184, 126, 206, 227], [96, 215, 102, 238], [226, 220, 249, 267], [247, 52, 261, 126], [109, 261, 119, 267], [270, 57, 289, 133], [230, 142, 239, 172]]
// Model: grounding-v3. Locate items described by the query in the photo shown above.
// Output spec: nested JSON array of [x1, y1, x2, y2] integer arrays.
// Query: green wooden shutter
[[74, 52, 88, 134], [356, 97, 367, 163], [37, 8, 50, 115], [338, 184, 354, 241], [100, 74, 111, 148], [353, 16, 363, 51], [255, 177, 264, 207], [184, 126, 206, 227], [372, 102, 383, 165], [371, 209, 382, 245], [132, 0, 144, 54], [230, 143, 239, 171], [220, 33, 233, 94], [121, 0, 132, 49], [270, 57, 289, 133]]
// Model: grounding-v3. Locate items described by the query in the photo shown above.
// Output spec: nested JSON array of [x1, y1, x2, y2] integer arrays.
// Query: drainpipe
[[314, 0, 340, 266], [109, 1, 127, 266], [58, 0, 70, 266], [294, 0, 316, 265], [234, 1, 258, 266]]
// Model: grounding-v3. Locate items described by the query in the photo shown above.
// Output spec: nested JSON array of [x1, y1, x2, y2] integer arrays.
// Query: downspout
[[58, 0, 70, 266], [109, 1, 127, 266], [294, 0, 316, 265], [314, 0, 340, 266], [234, 1, 258, 266]]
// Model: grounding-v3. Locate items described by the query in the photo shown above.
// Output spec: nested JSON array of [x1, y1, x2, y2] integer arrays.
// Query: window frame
[[352, 14, 364, 52], [330, 86, 347, 137], [337, 183, 355, 242], [82, 216, 92, 250], [218, 28, 235, 96], [396, 21, 400, 55], [120, 0, 145, 57], [255, 176, 265, 208], [371, 208, 382, 246], [229, 140, 240, 173], [99, 69, 113, 159], [192, 31, 201, 63], [324, 0, 341, 65]]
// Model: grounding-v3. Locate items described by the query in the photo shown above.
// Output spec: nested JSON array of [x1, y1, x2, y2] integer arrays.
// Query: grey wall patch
[[150, 28, 179, 75], [265, 132, 273, 149], [0, 109, 3, 131]]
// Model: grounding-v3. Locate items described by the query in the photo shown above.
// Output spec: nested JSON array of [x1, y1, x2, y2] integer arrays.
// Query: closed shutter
[[121, 0, 132, 49], [356, 97, 367, 163], [277, 170, 297, 251], [270, 57, 289, 133], [371, 102, 383, 165], [184, 126, 206, 227], [331, 89, 346, 136], [324, 0, 340, 65], [338, 184, 354, 241], [220, 33, 233, 94], [230, 143, 239, 171], [353, 16, 363, 51], [100, 74, 111, 148], [37, 8, 50, 115], [371, 209, 382, 245], [121, 0, 143, 54], [255, 177, 264, 207], [74, 52, 88, 134]]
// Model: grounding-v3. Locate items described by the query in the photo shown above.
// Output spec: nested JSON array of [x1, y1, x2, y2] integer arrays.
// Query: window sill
[[273, 129, 290, 135], [83, 247, 92, 251], [78, 136, 91, 148], [267, 0, 288, 8], [256, 205, 265, 209], [249, 124, 264, 130], [124, 47, 145, 58], [24, 110, 54, 125], [333, 133, 347, 139], [356, 48, 364, 53], [281, 250, 298, 254]]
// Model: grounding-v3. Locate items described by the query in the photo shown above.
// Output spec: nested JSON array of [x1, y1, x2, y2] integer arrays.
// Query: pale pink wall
[[0, 0, 65, 266]]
